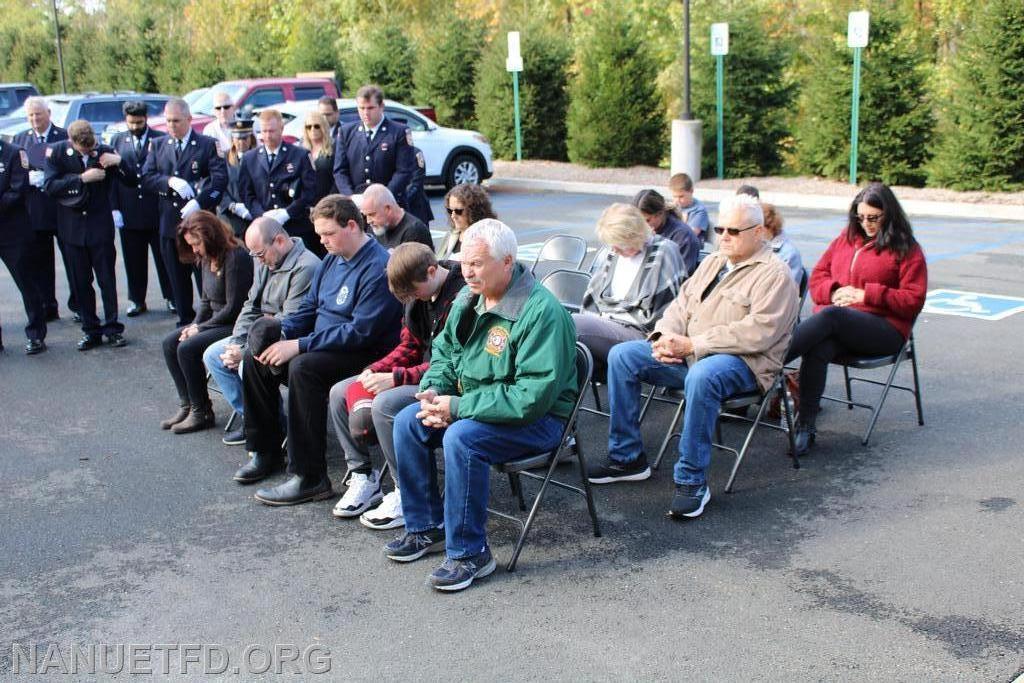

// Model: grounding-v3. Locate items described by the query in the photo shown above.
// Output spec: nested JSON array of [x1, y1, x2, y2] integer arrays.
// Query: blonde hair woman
[[302, 110, 337, 203]]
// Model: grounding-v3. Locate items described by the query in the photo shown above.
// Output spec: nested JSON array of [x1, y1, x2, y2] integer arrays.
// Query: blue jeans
[[393, 404, 564, 560], [203, 336, 244, 416], [606, 340, 757, 486]]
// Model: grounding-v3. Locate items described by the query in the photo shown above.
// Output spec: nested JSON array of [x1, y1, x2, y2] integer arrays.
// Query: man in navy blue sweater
[[236, 194, 402, 506]]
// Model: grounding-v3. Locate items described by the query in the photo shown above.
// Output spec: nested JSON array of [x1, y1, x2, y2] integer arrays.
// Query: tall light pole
[[671, 0, 702, 181], [51, 0, 67, 93], [682, 0, 692, 120]]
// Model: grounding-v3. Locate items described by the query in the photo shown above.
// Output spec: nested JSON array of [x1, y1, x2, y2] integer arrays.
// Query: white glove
[[28, 170, 45, 188], [230, 203, 252, 221], [264, 208, 290, 225], [180, 199, 200, 218], [112, 210, 124, 229], [168, 176, 195, 200]]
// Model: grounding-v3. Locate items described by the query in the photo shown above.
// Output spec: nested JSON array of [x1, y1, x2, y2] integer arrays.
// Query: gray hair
[[164, 97, 190, 116], [247, 217, 288, 245], [717, 193, 764, 227], [362, 183, 398, 210], [462, 218, 518, 261], [24, 96, 49, 112]]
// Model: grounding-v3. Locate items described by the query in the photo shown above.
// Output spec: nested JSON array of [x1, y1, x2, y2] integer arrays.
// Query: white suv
[[276, 99, 493, 189]]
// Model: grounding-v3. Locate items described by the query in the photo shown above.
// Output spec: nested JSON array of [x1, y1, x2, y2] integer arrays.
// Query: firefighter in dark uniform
[[238, 108, 320, 257], [0, 138, 47, 353], [43, 120, 128, 350], [141, 98, 227, 326], [109, 100, 174, 317], [12, 96, 76, 321], [404, 146, 434, 227], [332, 84, 416, 203]]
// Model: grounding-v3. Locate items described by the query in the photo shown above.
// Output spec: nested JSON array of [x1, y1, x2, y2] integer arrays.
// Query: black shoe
[[794, 424, 816, 457], [106, 333, 127, 348], [72, 312, 82, 323], [165, 299, 177, 314], [587, 453, 651, 484], [45, 309, 59, 322], [126, 302, 147, 317], [25, 339, 47, 355], [233, 451, 283, 484], [222, 427, 245, 446], [77, 334, 103, 351], [668, 483, 711, 519], [383, 527, 446, 563], [254, 474, 332, 505], [428, 548, 497, 592]]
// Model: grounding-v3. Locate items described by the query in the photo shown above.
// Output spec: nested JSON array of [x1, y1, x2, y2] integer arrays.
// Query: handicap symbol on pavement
[[923, 289, 1024, 321]]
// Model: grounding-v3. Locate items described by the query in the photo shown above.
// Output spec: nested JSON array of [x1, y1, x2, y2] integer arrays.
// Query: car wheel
[[445, 153, 482, 188]]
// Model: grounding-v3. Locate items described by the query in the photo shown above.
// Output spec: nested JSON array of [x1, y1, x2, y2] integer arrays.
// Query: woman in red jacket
[[787, 182, 927, 454]]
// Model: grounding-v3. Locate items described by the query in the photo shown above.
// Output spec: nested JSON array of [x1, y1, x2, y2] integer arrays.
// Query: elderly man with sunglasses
[[202, 91, 237, 157], [587, 193, 798, 520]]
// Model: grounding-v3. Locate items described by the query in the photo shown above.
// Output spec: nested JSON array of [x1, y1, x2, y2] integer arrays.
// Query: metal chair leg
[[506, 445, 563, 572], [591, 381, 603, 412], [224, 410, 238, 432], [861, 356, 903, 446], [782, 383, 800, 468], [910, 346, 924, 426], [723, 396, 771, 493], [844, 364, 853, 409], [508, 472, 526, 511], [653, 398, 686, 470]]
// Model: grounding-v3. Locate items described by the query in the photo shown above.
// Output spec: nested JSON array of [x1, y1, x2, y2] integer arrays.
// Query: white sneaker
[[360, 489, 404, 530], [332, 470, 382, 518]]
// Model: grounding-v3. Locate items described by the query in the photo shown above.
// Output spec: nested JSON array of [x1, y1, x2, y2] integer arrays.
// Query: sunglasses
[[713, 223, 760, 237], [213, 105, 233, 111], [446, 207, 465, 216], [856, 213, 884, 224], [305, 124, 321, 130]]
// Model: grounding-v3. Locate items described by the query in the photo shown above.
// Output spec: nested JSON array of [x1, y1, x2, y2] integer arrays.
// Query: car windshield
[[0, 90, 14, 116], [190, 83, 247, 116]]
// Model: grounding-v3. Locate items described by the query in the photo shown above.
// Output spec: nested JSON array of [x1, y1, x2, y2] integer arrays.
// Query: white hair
[[717, 193, 764, 227], [462, 218, 517, 261], [362, 183, 398, 209], [24, 96, 49, 112]]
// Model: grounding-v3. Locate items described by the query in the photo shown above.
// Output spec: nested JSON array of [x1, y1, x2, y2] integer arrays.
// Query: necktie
[[365, 128, 372, 143], [37, 134, 45, 144], [268, 152, 276, 167], [135, 137, 142, 153]]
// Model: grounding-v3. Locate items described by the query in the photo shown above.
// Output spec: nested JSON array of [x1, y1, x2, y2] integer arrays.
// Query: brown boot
[[161, 401, 190, 430], [172, 402, 215, 434]]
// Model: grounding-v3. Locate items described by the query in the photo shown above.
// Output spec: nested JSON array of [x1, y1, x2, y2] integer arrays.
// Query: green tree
[[414, 12, 486, 128], [566, 4, 664, 167], [928, 0, 1024, 190], [474, 17, 572, 160], [792, 5, 935, 186], [345, 23, 417, 101]]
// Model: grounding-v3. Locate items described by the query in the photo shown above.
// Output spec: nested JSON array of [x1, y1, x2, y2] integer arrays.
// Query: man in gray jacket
[[203, 217, 321, 445]]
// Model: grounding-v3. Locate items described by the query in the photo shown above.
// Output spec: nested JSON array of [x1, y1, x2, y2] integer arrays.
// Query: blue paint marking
[[926, 237, 1024, 264], [923, 289, 1024, 321]]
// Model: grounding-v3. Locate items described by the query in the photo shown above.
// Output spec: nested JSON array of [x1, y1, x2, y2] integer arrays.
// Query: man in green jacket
[[383, 219, 578, 592]]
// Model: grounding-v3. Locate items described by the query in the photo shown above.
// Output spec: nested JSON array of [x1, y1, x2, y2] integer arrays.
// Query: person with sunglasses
[[202, 91, 237, 157], [301, 111, 338, 205], [785, 182, 926, 455], [587, 193, 798, 520], [436, 183, 496, 261]]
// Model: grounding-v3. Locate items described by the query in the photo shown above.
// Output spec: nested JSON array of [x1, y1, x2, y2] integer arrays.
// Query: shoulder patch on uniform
[[20, 150, 29, 169], [405, 129, 413, 146]]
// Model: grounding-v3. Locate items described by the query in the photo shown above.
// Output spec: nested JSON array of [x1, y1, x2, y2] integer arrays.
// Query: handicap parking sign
[[923, 289, 1024, 321]]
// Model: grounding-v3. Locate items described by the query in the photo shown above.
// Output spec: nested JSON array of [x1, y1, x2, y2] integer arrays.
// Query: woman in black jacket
[[161, 211, 254, 433]]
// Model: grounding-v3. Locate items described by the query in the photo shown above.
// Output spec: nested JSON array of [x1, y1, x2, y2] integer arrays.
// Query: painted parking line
[[923, 289, 1024, 321]]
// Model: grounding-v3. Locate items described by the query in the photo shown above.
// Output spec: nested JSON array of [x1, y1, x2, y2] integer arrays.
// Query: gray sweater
[[195, 245, 254, 330]]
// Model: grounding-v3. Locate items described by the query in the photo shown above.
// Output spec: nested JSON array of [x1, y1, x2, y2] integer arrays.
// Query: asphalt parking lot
[[1, 188, 1022, 681]]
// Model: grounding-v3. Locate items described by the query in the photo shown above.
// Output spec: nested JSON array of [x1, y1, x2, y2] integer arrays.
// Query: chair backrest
[[540, 269, 592, 313], [796, 267, 810, 321], [531, 235, 588, 274], [567, 342, 594, 423]]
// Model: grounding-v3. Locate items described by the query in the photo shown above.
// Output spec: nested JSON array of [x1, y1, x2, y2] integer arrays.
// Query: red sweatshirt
[[809, 233, 927, 339]]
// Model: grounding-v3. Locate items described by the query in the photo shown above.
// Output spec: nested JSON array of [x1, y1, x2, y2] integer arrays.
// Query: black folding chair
[[822, 331, 923, 446], [487, 343, 602, 572], [540, 268, 591, 314], [206, 371, 240, 433], [530, 235, 588, 280]]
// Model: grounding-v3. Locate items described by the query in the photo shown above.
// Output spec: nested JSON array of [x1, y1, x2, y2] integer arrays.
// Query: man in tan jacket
[[588, 194, 798, 519]]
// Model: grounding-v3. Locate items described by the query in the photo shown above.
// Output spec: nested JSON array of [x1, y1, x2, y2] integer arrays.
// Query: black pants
[[31, 229, 77, 315], [64, 240, 124, 337], [786, 306, 904, 425], [243, 348, 379, 479], [162, 325, 231, 405], [160, 236, 200, 326], [120, 228, 173, 305], [0, 241, 47, 341]]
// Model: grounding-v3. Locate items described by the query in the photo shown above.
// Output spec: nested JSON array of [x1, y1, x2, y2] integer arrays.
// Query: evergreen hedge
[[414, 13, 486, 129], [345, 24, 417, 102]]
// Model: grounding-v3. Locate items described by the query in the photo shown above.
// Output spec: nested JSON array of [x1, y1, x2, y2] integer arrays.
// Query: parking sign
[[848, 11, 870, 48], [711, 23, 729, 56]]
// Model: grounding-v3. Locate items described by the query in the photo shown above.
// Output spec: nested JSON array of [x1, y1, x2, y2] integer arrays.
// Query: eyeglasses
[[249, 247, 268, 259], [214, 105, 233, 111], [446, 207, 465, 216], [856, 213, 884, 224], [305, 124, 321, 130], [713, 223, 760, 237]]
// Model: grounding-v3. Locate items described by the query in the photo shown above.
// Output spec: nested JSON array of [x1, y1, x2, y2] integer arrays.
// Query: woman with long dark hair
[[435, 183, 496, 261], [161, 211, 254, 434], [632, 189, 699, 276], [787, 182, 927, 454]]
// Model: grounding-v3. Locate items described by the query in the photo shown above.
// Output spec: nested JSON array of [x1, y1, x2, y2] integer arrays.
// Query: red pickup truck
[[151, 77, 341, 135]]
